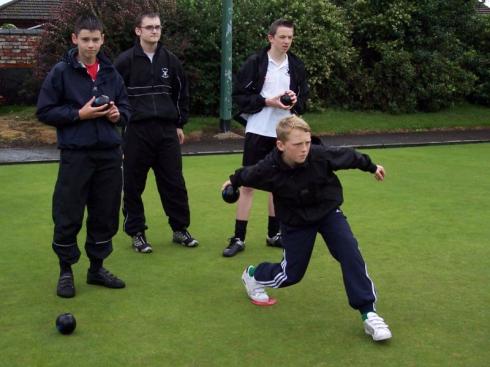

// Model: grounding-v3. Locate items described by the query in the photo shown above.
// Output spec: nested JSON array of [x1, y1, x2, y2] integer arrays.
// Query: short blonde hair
[[276, 115, 311, 142]]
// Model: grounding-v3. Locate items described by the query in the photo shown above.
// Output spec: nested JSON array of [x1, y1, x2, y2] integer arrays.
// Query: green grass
[[0, 105, 37, 120], [305, 103, 490, 134], [0, 144, 489, 366], [2, 103, 490, 136]]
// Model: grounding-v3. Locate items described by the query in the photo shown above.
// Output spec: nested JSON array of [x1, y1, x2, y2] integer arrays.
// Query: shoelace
[[134, 235, 146, 247], [267, 233, 281, 243], [248, 274, 266, 295], [228, 238, 243, 248], [59, 274, 73, 287], [368, 314, 389, 328], [179, 231, 192, 241], [99, 268, 117, 279]]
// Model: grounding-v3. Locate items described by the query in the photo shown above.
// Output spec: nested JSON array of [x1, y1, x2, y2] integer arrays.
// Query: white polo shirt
[[245, 55, 291, 138]]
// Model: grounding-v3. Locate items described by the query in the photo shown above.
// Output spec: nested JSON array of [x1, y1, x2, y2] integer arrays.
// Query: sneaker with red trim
[[241, 265, 270, 304]]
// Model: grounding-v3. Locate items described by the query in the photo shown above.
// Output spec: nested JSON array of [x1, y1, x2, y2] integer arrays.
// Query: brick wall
[[0, 29, 42, 68], [0, 29, 42, 104]]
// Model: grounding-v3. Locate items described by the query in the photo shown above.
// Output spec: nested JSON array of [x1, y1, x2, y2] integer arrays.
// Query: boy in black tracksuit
[[223, 116, 393, 342], [114, 12, 198, 253], [37, 15, 130, 298]]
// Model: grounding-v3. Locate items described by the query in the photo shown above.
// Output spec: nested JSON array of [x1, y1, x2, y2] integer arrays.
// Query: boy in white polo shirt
[[223, 19, 309, 257]]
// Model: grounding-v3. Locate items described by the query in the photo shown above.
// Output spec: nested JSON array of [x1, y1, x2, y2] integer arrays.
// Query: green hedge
[[28, 0, 490, 113], [173, 0, 489, 113]]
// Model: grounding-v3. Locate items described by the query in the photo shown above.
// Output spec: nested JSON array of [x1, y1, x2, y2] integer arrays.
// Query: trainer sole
[[251, 298, 277, 306]]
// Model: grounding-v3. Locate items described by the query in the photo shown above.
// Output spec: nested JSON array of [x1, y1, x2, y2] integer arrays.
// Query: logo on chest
[[161, 67, 169, 79]]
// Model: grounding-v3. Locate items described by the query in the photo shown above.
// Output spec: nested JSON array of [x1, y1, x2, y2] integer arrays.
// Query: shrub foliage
[[31, 0, 490, 113]]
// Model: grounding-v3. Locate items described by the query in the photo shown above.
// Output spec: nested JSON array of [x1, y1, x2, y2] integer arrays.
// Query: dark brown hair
[[268, 19, 294, 36], [74, 15, 103, 35], [135, 12, 160, 28]]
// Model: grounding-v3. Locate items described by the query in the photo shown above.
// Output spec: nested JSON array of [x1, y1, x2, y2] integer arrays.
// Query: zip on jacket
[[114, 42, 189, 128]]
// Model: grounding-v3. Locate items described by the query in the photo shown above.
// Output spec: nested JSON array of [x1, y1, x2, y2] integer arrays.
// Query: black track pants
[[52, 148, 122, 264], [122, 121, 190, 235]]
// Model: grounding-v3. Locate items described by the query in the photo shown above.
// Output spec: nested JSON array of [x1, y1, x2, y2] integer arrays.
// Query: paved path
[[1, 128, 490, 164]]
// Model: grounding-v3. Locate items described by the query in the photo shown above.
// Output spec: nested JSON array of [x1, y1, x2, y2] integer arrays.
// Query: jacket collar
[[259, 45, 300, 65], [63, 47, 112, 70], [271, 147, 310, 171], [134, 40, 163, 57]]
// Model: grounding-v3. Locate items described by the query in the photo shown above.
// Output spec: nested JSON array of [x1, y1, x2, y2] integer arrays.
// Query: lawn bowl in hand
[[92, 95, 110, 108], [280, 93, 292, 106], [222, 184, 240, 204]]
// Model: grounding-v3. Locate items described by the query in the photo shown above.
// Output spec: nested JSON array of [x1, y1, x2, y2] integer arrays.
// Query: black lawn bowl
[[93, 95, 110, 108], [280, 94, 292, 106], [222, 184, 240, 204], [56, 313, 76, 335]]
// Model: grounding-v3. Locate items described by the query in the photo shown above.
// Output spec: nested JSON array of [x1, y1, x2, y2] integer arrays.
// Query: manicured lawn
[[0, 144, 489, 366], [185, 103, 490, 134], [2, 103, 490, 136]]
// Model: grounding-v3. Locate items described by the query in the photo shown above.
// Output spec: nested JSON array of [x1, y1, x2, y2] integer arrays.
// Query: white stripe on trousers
[[258, 250, 288, 288]]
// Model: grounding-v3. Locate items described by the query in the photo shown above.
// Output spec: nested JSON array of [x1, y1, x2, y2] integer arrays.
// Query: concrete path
[[1, 128, 490, 164]]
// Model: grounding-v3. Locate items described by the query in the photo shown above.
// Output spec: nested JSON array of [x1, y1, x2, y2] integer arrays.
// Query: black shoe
[[132, 232, 153, 253], [57, 272, 75, 298], [266, 232, 283, 248], [87, 267, 126, 289], [173, 229, 199, 247], [223, 237, 245, 257]]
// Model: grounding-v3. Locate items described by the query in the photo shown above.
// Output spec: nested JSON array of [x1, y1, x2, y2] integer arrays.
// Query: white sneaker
[[241, 266, 269, 303], [363, 312, 392, 341]]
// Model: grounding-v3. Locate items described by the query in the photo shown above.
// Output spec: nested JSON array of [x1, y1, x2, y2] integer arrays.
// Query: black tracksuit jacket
[[36, 48, 131, 150], [233, 46, 309, 125], [230, 145, 377, 227], [114, 42, 189, 128]]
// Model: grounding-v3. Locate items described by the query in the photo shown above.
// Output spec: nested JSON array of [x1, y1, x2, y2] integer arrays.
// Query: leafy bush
[[35, 0, 166, 78], [0, 68, 38, 104], [329, 0, 482, 112], [0, 23, 17, 29], [166, 0, 352, 113], [165, 0, 222, 115], [32, 0, 490, 113], [33, 0, 352, 114], [462, 12, 490, 106], [264, 0, 353, 111]]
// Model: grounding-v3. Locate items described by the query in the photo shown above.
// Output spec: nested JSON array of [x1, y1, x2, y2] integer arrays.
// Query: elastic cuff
[[359, 304, 375, 315]]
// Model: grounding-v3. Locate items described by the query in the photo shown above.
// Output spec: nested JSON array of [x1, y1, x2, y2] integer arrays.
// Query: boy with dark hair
[[37, 14, 131, 298], [222, 115, 392, 342], [114, 12, 198, 253], [223, 18, 309, 257]]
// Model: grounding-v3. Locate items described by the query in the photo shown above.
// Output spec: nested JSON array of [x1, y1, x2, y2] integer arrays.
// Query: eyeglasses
[[140, 25, 161, 31]]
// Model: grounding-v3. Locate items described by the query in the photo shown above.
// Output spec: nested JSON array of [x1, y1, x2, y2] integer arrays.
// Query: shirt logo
[[161, 67, 169, 79]]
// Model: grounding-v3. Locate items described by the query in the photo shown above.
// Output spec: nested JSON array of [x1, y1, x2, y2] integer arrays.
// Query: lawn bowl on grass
[[55, 313, 76, 335]]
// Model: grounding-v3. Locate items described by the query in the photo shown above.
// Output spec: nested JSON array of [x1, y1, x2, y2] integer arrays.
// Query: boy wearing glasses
[[115, 12, 199, 253]]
